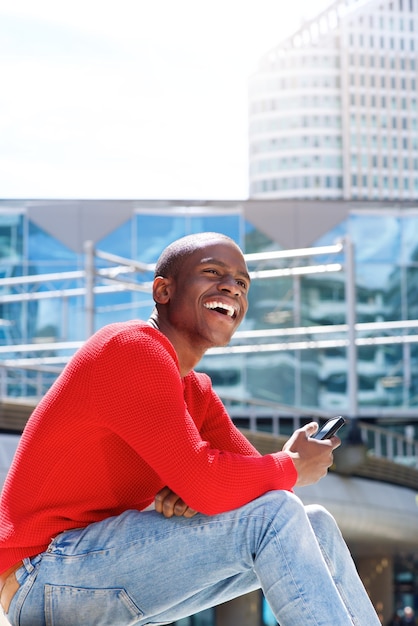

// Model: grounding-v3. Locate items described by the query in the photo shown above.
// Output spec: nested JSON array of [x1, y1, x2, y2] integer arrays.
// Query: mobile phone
[[312, 416, 346, 440]]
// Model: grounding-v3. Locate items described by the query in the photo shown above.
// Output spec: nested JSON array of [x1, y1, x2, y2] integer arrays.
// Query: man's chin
[[211, 333, 234, 348]]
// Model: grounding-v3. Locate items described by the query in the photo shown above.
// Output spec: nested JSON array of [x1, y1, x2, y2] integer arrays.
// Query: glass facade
[[248, 0, 418, 202], [2, 202, 418, 420]]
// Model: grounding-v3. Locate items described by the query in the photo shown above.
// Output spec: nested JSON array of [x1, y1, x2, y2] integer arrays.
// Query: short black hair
[[154, 232, 240, 279]]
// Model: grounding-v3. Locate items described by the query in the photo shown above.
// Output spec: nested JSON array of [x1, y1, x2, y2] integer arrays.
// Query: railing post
[[84, 240, 95, 339], [344, 235, 358, 420]]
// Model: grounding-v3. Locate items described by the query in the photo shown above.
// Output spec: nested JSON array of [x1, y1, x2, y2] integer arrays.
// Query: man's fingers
[[173, 499, 188, 516], [155, 487, 198, 518]]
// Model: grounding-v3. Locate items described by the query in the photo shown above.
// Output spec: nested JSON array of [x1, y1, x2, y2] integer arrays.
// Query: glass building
[[2, 198, 418, 430], [249, 0, 418, 201]]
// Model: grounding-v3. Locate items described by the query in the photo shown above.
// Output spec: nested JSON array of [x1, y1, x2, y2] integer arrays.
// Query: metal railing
[[1, 375, 417, 470], [221, 395, 418, 469], [1, 239, 418, 468]]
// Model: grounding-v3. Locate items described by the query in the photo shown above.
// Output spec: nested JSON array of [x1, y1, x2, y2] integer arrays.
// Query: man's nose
[[218, 275, 240, 296]]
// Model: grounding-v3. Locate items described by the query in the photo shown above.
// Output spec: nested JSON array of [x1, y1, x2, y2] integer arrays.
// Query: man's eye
[[237, 280, 248, 289], [204, 268, 218, 275]]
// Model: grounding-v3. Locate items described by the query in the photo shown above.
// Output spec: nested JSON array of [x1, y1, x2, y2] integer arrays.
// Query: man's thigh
[[15, 499, 291, 625]]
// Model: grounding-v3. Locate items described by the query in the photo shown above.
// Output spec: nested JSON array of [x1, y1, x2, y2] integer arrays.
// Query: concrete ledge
[[296, 473, 418, 555], [0, 399, 37, 432]]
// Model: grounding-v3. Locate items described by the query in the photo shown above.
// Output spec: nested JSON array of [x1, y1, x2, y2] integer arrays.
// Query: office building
[[249, 0, 418, 201]]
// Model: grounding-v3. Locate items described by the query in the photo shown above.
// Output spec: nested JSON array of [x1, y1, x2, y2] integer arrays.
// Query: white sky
[[0, 0, 332, 200]]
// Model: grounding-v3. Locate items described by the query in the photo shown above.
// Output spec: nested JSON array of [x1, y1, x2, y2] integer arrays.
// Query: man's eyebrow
[[199, 258, 251, 282]]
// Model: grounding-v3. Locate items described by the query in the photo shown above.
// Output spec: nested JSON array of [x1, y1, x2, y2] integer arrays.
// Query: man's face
[[164, 240, 250, 350]]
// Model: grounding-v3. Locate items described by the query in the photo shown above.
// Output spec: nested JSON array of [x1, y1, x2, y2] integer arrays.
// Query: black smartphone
[[312, 416, 346, 440]]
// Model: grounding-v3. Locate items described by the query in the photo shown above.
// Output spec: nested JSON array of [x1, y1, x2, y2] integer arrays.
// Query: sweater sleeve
[[92, 326, 297, 515], [187, 372, 261, 457]]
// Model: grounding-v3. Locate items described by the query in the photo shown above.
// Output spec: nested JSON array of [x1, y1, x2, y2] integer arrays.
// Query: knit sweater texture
[[0, 321, 297, 573]]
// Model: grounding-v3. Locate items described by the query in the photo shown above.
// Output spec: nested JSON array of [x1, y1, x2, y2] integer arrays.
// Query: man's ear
[[153, 276, 174, 304]]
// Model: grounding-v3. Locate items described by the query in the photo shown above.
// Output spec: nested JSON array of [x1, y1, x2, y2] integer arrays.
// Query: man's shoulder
[[95, 320, 161, 342], [90, 320, 176, 360], [96, 319, 149, 336]]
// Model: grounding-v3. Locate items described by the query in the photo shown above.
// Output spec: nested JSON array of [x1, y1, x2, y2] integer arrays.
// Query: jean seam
[[317, 546, 356, 626], [256, 520, 322, 626]]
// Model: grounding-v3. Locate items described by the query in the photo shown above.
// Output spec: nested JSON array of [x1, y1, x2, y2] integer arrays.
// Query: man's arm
[[155, 422, 340, 517]]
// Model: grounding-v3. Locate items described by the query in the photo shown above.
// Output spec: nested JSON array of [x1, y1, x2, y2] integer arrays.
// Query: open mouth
[[204, 301, 237, 319]]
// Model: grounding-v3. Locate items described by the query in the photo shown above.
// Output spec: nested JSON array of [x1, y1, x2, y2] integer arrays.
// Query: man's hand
[[154, 486, 198, 518], [282, 422, 341, 487]]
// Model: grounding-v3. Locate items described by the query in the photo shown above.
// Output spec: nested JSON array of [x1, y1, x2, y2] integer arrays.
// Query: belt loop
[[22, 557, 35, 574]]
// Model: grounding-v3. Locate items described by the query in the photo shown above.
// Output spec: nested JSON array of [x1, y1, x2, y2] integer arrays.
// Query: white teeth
[[204, 301, 236, 317]]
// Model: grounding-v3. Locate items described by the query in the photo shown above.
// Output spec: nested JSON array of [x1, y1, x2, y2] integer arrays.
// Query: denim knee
[[256, 489, 302, 508], [304, 503, 338, 529], [304, 503, 345, 548], [250, 490, 308, 526]]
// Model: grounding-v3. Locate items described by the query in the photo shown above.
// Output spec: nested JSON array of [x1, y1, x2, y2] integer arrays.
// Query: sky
[[0, 0, 332, 200]]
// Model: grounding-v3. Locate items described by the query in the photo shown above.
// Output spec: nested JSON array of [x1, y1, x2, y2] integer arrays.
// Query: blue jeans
[[4, 491, 380, 626]]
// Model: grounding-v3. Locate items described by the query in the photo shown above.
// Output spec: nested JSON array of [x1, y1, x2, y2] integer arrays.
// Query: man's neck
[[147, 313, 205, 377]]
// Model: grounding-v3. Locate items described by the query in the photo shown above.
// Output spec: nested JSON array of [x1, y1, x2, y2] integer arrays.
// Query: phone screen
[[312, 416, 346, 440]]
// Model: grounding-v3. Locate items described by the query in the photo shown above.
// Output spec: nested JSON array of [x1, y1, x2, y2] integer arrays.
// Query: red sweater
[[0, 321, 297, 573]]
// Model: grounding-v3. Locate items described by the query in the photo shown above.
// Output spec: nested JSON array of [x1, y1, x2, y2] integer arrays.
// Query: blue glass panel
[[0, 213, 24, 276], [135, 214, 188, 263], [401, 214, 418, 264], [410, 345, 418, 406], [189, 215, 241, 245], [356, 260, 395, 292], [349, 213, 401, 263], [97, 218, 134, 258], [134, 212, 242, 263], [27, 221, 78, 267], [94, 290, 155, 328], [406, 267, 418, 320], [313, 217, 348, 250]]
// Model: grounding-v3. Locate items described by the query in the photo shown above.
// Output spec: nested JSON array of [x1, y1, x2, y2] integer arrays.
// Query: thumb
[[303, 421, 319, 437]]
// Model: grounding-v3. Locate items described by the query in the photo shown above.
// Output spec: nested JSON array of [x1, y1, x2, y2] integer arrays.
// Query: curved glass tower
[[249, 0, 418, 201]]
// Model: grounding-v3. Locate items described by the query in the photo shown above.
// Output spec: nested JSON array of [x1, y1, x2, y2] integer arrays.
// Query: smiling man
[[0, 232, 380, 625]]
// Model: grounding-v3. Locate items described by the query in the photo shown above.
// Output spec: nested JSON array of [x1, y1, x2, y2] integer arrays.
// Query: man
[[0, 232, 380, 625], [401, 606, 417, 625]]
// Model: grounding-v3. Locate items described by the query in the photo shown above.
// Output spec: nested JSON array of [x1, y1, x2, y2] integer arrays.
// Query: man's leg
[[248, 494, 380, 625], [9, 491, 380, 626], [304, 504, 379, 623]]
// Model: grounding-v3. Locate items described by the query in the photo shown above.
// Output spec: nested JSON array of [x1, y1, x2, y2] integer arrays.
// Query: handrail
[[0, 385, 416, 469], [220, 396, 418, 468]]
